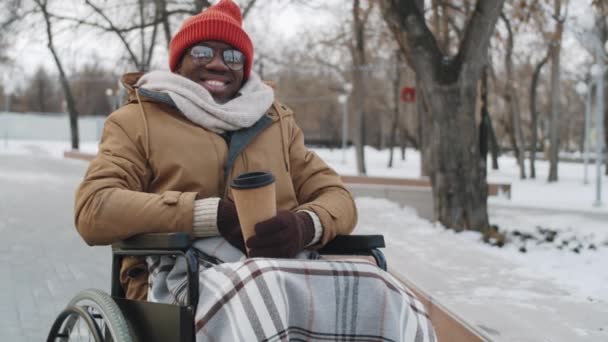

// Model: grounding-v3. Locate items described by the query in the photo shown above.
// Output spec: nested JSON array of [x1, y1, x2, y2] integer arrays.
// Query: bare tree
[[21, 66, 63, 113], [382, 0, 505, 233], [529, 53, 549, 178], [388, 50, 402, 168], [500, 13, 526, 179], [479, 65, 500, 170], [593, 0, 608, 175], [81, 0, 159, 71], [71, 63, 117, 116], [34, 0, 80, 149], [547, 0, 567, 182], [0, 1, 22, 65], [351, 0, 375, 175], [50, 0, 259, 72]]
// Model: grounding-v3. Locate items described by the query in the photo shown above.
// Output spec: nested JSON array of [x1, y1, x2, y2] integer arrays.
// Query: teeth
[[205, 80, 225, 86]]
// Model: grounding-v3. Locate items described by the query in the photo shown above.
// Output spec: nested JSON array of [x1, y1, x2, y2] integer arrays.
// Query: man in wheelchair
[[66, 1, 436, 341]]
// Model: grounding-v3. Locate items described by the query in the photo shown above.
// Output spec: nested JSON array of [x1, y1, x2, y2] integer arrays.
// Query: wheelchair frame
[[48, 233, 386, 342]]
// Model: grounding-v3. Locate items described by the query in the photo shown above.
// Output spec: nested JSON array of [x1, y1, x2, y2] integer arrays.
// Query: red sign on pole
[[400, 87, 416, 103]]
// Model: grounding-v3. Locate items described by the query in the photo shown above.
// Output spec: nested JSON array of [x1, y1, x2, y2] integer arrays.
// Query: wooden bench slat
[[341, 175, 511, 198]]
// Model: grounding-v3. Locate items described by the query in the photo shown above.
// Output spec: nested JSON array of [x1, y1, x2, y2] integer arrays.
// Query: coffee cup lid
[[230, 171, 275, 189]]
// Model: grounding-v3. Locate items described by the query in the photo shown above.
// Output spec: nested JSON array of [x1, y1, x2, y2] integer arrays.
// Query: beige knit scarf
[[136, 71, 274, 133]]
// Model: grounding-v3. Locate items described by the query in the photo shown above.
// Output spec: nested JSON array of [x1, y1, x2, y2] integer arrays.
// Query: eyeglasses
[[189, 45, 245, 71]]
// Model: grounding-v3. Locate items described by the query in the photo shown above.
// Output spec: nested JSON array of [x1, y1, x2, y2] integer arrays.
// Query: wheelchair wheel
[[47, 288, 133, 342]]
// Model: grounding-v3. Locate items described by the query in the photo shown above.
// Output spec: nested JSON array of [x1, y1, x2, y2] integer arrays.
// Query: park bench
[[341, 175, 511, 199], [63, 149, 511, 220], [64, 150, 95, 161], [66, 150, 512, 198]]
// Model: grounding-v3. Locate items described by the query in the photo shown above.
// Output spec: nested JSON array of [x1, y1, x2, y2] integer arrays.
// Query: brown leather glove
[[217, 199, 245, 253], [247, 211, 314, 258]]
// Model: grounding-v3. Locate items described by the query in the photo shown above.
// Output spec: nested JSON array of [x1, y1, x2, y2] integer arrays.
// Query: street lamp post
[[590, 40, 607, 207], [339, 83, 353, 164], [104, 88, 116, 140]]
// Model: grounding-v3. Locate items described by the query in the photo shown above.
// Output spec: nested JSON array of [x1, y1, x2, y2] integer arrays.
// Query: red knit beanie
[[169, 0, 253, 79]]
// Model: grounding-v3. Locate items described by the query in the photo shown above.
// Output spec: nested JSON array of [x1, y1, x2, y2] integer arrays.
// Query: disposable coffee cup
[[230, 172, 276, 255]]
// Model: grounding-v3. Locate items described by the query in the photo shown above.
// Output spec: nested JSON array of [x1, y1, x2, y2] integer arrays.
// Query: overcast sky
[[2, 1, 344, 91]]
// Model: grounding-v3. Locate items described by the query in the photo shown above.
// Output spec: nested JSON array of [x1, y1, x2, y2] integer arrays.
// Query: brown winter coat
[[74, 73, 357, 300]]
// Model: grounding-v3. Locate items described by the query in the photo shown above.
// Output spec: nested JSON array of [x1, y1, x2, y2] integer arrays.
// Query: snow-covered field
[[1, 139, 607, 311], [316, 146, 608, 306]]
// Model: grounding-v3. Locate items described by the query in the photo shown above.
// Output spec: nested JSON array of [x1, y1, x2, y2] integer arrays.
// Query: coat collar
[[120, 72, 292, 177], [121, 72, 291, 121]]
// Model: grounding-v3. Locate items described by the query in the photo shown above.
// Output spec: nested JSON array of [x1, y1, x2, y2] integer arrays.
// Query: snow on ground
[[315, 146, 608, 214], [0, 139, 98, 159], [316, 146, 608, 305], [1, 140, 607, 306]]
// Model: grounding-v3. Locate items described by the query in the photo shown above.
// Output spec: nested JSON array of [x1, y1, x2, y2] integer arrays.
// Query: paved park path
[[2, 153, 607, 341], [0, 154, 110, 341]]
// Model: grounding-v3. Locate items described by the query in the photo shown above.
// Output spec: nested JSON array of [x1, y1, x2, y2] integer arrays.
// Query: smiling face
[[176, 40, 245, 104]]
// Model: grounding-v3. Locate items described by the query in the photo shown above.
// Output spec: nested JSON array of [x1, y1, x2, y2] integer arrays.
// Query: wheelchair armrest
[[112, 233, 192, 251], [318, 235, 385, 254]]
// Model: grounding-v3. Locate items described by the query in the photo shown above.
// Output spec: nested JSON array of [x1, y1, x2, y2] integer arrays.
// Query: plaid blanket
[[147, 237, 436, 342]]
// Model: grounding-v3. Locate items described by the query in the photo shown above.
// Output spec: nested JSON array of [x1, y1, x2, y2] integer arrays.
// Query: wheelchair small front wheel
[[47, 288, 133, 342]]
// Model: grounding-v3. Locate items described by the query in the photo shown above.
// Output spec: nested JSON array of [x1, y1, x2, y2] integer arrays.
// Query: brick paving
[[0, 154, 110, 341]]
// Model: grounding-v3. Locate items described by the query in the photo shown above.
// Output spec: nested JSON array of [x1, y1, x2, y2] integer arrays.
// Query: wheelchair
[[47, 233, 387, 342]]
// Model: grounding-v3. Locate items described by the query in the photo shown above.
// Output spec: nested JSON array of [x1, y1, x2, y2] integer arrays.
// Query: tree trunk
[[488, 115, 500, 170], [138, 0, 146, 71], [157, 0, 172, 47], [352, 0, 367, 175], [388, 51, 402, 168], [37, 0, 80, 149], [594, 0, 608, 175], [431, 0, 440, 37], [479, 66, 489, 164], [145, 1, 160, 70], [378, 121, 384, 150], [382, 0, 505, 233], [479, 65, 500, 169], [415, 0, 431, 177], [37, 81, 46, 113], [605, 76, 608, 175], [548, 0, 564, 182], [417, 81, 432, 176], [502, 14, 526, 179], [430, 79, 489, 231], [529, 53, 549, 179], [479, 111, 489, 166]]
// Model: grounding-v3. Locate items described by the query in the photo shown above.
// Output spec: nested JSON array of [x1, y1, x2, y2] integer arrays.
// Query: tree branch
[[241, 0, 258, 19], [33, 0, 80, 148], [145, 0, 160, 69], [49, 11, 165, 34], [138, 0, 146, 70], [447, 15, 463, 42], [435, 0, 467, 15], [85, 0, 141, 70], [456, 0, 505, 77], [380, 0, 443, 82]]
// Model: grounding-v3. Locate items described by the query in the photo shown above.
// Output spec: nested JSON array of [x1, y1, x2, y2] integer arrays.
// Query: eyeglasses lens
[[223, 50, 245, 70], [190, 45, 244, 70]]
